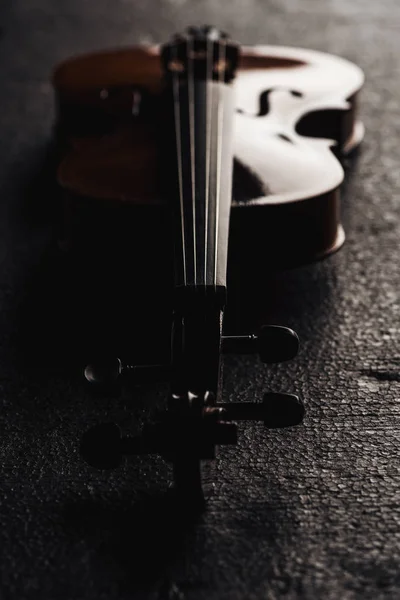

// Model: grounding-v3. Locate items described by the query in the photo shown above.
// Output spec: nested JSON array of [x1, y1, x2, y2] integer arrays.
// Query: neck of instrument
[[161, 30, 238, 400]]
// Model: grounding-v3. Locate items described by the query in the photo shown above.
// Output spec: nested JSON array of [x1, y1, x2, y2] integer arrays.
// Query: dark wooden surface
[[1, 1, 400, 598]]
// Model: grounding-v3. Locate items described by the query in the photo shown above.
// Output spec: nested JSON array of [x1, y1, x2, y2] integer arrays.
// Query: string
[[131, 89, 141, 117], [214, 38, 226, 287], [172, 43, 186, 285], [187, 33, 197, 286], [204, 31, 213, 286]]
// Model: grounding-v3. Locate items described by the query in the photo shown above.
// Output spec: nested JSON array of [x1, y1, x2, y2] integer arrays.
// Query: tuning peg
[[84, 357, 123, 385], [84, 357, 170, 386], [81, 413, 238, 472], [262, 392, 304, 428], [83, 327, 298, 386], [222, 325, 299, 363], [80, 422, 154, 469], [217, 392, 304, 428], [258, 326, 299, 363]]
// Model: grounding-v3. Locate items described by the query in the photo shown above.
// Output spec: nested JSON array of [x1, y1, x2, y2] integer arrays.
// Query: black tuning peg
[[84, 357, 123, 385], [222, 325, 299, 363], [262, 392, 305, 428], [84, 358, 170, 386], [80, 422, 153, 469], [217, 392, 304, 428], [258, 326, 299, 363], [83, 327, 299, 387], [81, 415, 238, 471]]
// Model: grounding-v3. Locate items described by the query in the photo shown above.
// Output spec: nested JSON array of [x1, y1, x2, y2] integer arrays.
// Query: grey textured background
[[1, 1, 400, 599]]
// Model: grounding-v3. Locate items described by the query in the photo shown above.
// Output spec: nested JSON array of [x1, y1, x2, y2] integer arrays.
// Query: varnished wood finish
[[54, 44, 364, 266]]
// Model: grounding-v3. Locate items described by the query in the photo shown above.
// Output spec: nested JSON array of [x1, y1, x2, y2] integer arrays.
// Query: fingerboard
[[161, 27, 239, 292]]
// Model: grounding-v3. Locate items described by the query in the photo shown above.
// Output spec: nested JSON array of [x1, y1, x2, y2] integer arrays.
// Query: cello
[[51, 26, 364, 505]]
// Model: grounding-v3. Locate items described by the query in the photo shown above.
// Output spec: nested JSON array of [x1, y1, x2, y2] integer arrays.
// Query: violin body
[[53, 43, 364, 267], [53, 29, 364, 503]]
